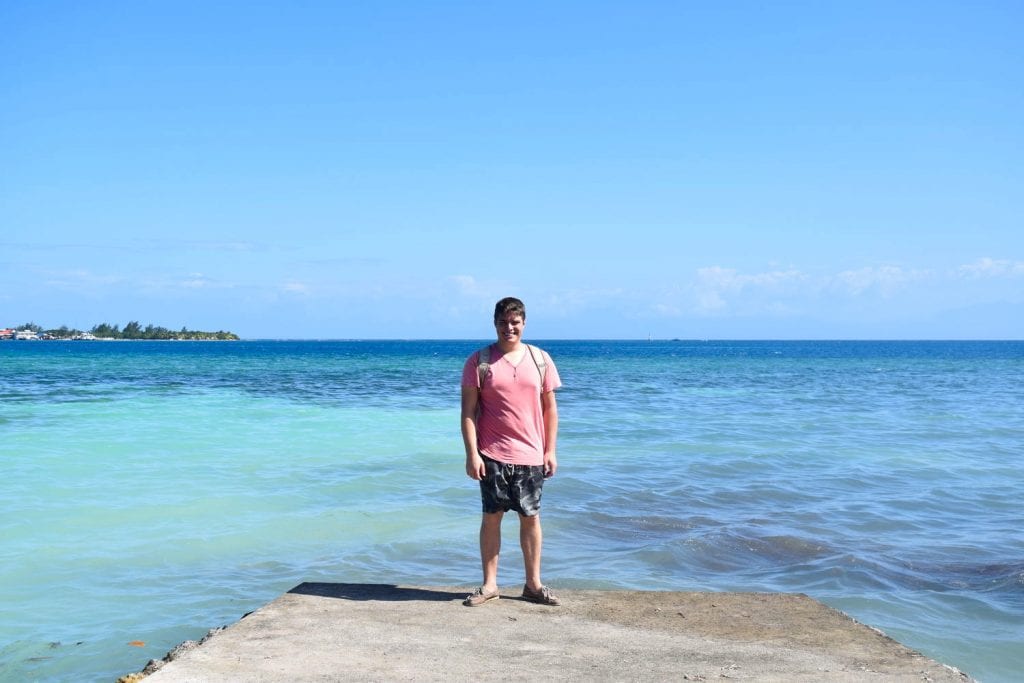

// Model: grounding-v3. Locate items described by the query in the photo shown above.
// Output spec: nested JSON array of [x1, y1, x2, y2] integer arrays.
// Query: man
[[460, 297, 562, 607]]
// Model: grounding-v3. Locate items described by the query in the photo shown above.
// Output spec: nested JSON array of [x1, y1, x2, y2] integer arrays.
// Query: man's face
[[494, 314, 525, 346]]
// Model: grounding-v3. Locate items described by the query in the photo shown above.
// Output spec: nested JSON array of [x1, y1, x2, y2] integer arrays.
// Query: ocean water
[[1, 339, 1021, 682]]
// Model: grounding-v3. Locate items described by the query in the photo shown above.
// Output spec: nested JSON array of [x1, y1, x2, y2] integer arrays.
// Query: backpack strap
[[527, 344, 548, 388], [476, 344, 493, 387]]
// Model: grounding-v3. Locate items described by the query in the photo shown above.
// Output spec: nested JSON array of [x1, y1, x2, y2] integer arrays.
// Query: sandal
[[521, 584, 560, 606], [463, 586, 500, 606]]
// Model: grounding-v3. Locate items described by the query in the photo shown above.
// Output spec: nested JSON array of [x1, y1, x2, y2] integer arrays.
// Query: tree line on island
[[8, 321, 239, 341]]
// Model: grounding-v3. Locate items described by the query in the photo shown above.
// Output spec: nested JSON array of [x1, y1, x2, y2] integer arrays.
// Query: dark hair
[[493, 297, 526, 322]]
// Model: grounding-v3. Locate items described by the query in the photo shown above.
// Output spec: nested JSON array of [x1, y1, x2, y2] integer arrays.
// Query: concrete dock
[[129, 583, 972, 682]]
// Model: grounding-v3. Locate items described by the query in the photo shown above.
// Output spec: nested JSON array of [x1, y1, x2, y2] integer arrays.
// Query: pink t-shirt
[[461, 344, 562, 466]]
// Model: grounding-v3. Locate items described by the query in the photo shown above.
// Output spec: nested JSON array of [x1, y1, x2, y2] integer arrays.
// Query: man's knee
[[518, 512, 541, 527]]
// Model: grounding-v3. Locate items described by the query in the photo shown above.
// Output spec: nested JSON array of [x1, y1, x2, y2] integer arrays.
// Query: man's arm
[[461, 385, 486, 480], [541, 390, 558, 478]]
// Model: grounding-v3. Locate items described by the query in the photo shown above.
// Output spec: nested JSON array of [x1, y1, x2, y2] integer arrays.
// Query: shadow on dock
[[288, 582, 457, 602]]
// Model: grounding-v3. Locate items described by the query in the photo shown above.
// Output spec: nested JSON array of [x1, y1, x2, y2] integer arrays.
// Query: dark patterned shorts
[[479, 454, 545, 517]]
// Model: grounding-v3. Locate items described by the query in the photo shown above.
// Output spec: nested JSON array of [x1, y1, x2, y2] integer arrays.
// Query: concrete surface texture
[[133, 583, 973, 682]]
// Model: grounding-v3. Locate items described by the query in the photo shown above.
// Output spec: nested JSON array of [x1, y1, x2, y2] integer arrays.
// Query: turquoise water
[[1, 340, 1021, 682]]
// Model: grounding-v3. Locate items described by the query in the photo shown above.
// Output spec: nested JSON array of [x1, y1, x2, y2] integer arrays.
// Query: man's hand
[[466, 453, 486, 480], [543, 451, 558, 478]]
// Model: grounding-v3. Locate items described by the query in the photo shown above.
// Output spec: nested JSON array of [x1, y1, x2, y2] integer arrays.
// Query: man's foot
[[463, 586, 500, 607], [521, 584, 560, 606]]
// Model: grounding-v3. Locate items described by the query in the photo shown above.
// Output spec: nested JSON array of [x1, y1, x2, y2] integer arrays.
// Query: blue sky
[[3, 2, 1022, 339]]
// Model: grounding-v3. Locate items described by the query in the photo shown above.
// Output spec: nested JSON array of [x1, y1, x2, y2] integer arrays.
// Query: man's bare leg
[[480, 511, 503, 591], [519, 513, 543, 592]]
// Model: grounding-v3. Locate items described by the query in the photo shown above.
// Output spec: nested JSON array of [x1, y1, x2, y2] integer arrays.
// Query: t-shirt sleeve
[[461, 353, 481, 388], [541, 350, 562, 393]]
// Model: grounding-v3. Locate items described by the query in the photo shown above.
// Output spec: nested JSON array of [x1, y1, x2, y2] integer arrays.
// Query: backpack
[[477, 343, 547, 388]]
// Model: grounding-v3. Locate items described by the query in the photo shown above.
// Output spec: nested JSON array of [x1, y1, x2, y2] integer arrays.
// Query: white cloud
[[181, 273, 214, 289], [137, 238, 269, 254], [449, 275, 481, 295], [696, 287, 728, 312], [957, 257, 1024, 278], [42, 269, 124, 289], [696, 266, 806, 291], [664, 262, 953, 320], [132, 273, 238, 293], [651, 302, 682, 316], [282, 282, 311, 295], [444, 274, 522, 310], [693, 266, 807, 312], [832, 265, 929, 296], [695, 266, 741, 291]]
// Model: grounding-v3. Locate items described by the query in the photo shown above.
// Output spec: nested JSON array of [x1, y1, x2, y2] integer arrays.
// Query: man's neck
[[497, 340, 524, 354]]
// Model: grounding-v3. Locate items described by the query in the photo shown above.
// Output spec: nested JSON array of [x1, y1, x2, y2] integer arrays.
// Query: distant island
[[0, 322, 239, 341]]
